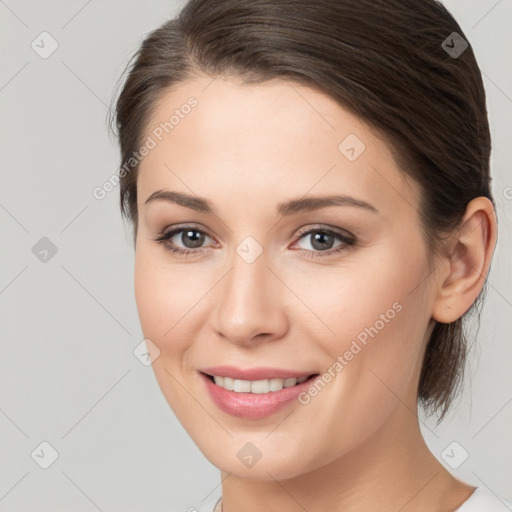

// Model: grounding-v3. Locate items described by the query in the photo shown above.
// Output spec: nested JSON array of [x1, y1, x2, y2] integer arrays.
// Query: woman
[[109, 0, 510, 510]]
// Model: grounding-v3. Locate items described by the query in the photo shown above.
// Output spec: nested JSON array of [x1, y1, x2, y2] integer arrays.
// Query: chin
[[209, 452, 311, 481], [188, 430, 333, 482]]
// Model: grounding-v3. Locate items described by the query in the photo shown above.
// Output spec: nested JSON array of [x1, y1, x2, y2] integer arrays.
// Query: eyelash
[[151, 224, 356, 259]]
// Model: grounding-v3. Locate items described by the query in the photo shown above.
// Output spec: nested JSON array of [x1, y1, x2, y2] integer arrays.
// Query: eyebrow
[[144, 190, 379, 216]]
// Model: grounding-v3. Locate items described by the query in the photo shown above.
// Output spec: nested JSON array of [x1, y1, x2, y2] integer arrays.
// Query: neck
[[217, 406, 474, 512]]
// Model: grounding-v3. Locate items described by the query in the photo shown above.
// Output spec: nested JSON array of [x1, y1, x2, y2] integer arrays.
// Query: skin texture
[[133, 74, 497, 512]]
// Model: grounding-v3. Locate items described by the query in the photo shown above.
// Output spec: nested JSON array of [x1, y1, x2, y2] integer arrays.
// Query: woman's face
[[134, 75, 438, 480]]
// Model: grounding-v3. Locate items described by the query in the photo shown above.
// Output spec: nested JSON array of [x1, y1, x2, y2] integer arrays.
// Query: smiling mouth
[[202, 372, 319, 394]]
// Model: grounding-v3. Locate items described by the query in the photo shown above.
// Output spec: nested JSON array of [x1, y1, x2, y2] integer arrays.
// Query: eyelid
[[157, 223, 353, 243], [153, 223, 356, 256], [293, 224, 355, 241], [161, 223, 216, 240], [151, 223, 217, 250]]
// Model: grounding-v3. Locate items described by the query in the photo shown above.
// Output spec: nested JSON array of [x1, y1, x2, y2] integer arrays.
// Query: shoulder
[[455, 487, 512, 511], [177, 494, 222, 512], [175, 489, 512, 512]]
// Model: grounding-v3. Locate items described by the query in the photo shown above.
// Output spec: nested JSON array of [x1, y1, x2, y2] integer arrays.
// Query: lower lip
[[200, 372, 319, 419]]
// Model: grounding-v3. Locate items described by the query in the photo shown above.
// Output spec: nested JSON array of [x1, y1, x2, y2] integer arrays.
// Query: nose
[[210, 243, 289, 346]]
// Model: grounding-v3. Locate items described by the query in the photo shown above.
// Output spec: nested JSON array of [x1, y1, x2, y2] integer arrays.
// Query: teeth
[[211, 374, 310, 393], [251, 379, 270, 394], [234, 379, 251, 392], [269, 378, 284, 391]]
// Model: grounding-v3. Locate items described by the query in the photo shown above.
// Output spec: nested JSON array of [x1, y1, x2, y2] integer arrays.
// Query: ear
[[431, 197, 497, 324]]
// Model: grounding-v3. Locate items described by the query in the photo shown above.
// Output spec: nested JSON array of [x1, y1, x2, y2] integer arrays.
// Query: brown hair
[[109, 0, 494, 422]]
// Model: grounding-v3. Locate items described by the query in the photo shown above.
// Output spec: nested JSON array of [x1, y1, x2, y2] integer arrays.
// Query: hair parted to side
[[109, 0, 495, 422]]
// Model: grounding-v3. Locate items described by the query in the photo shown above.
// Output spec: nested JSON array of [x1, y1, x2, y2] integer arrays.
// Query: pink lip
[[199, 365, 315, 380], [199, 370, 320, 420]]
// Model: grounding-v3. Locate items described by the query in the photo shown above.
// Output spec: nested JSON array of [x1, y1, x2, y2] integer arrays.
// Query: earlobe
[[431, 197, 497, 324]]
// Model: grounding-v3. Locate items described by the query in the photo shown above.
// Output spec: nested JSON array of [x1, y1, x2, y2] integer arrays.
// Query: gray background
[[1, 1, 511, 511]]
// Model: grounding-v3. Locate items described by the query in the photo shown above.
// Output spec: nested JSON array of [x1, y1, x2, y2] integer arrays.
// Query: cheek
[[294, 279, 430, 466], [292, 243, 428, 353], [305, 244, 431, 403], [134, 254, 165, 341], [133, 246, 194, 355], [133, 248, 202, 414]]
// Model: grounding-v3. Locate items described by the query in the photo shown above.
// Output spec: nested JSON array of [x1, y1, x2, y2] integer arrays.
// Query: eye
[[152, 224, 356, 259], [152, 225, 215, 256], [291, 226, 356, 258]]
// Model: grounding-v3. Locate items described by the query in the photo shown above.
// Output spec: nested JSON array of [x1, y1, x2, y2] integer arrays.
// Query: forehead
[[137, 74, 419, 217]]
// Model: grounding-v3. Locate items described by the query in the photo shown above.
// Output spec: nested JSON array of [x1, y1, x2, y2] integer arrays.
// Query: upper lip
[[200, 366, 317, 381]]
